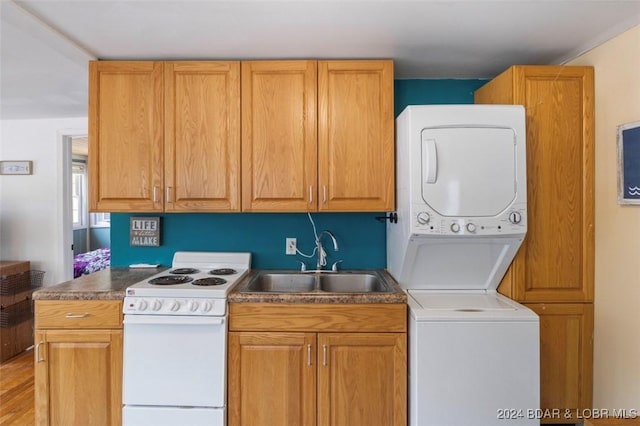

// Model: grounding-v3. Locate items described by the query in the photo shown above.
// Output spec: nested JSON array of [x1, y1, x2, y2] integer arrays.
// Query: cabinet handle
[[322, 344, 327, 367], [166, 186, 173, 203], [65, 312, 90, 319], [307, 344, 312, 366], [153, 185, 159, 203], [322, 185, 327, 204], [35, 341, 44, 363], [308, 185, 313, 204]]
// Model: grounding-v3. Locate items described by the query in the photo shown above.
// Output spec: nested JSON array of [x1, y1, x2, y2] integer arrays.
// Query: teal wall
[[111, 79, 487, 269], [90, 228, 111, 251]]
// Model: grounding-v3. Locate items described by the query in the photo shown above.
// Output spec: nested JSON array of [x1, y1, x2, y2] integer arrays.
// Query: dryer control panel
[[410, 202, 526, 236]]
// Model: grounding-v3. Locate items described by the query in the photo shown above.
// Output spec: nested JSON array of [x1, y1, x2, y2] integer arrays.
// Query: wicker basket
[[0, 269, 44, 296], [0, 299, 33, 328]]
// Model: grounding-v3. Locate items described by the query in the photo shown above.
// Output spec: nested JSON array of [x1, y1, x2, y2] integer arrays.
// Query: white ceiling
[[1, 0, 639, 119]]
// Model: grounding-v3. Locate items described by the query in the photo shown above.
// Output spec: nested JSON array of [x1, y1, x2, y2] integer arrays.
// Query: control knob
[[136, 300, 148, 311], [416, 211, 431, 225], [201, 301, 213, 313], [169, 300, 181, 312], [188, 300, 199, 312], [450, 223, 460, 233], [466, 223, 477, 233], [151, 299, 162, 311], [509, 211, 522, 224]]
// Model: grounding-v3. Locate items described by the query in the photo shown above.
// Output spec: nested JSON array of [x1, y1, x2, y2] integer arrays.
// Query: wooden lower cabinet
[[34, 300, 123, 426], [317, 333, 406, 426], [229, 331, 406, 426], [526, 303, 594, 424], [228, 332, 316, 426], [228, 303, 407, 426]]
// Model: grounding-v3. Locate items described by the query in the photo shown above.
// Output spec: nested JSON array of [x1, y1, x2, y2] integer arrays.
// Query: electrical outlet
[[285, 238, 297, 255]]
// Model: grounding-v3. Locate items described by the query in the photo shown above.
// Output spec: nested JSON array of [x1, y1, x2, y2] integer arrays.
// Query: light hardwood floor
[[0, 349, 35, 425]]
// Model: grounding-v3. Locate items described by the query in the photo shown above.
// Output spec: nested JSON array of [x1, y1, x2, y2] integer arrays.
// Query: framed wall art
[[0, 161, 32, 175], [618, 121, 640, 205]]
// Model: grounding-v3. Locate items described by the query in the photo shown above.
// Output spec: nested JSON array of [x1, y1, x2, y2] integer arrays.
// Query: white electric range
[[122, 251, 251, 426]]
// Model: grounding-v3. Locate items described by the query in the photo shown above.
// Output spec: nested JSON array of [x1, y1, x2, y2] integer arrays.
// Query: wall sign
[[130, 217, 161, 246], [618, 121, 640, 205], [0, 161, 32, 175]]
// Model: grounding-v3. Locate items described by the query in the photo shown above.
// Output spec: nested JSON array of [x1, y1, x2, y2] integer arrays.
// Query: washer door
[[421, 126, 517, 217]]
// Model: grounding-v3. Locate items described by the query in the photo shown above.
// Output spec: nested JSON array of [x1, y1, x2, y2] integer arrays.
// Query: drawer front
[[229, 303, 407, 332], [36, 300, 122, 329]]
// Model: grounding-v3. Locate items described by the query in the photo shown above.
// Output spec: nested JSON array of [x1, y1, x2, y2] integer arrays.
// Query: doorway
[[69, 136, 111, 278], [70, 136, 110, 255], [58, 132, 110, 281]]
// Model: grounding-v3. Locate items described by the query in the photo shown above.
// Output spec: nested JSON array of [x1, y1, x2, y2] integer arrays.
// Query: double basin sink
[[237, 270, 393, 294]]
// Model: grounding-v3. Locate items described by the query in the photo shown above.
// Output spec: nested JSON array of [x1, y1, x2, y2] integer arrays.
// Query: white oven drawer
[[123, 405, 224, 426], [123, 314, 227, 408]]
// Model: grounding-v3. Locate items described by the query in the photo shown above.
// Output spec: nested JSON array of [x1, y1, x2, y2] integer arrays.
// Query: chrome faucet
[[316, 230, 339, 270]]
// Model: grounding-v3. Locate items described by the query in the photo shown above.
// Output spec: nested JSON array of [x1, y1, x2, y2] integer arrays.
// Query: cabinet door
[[165, 61, 241, 211], [318, 60, 394, 212], [241, 61, 317, 211], [475, 66, 595, 302], [34, 329, 123, 426], [228, 332, 316, 426], [526, 303, 593, 424], [317, 333, 406, 426], [89, 61, 164, 212]]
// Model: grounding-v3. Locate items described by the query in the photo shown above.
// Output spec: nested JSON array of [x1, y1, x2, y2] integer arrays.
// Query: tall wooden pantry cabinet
[[475, 65, 595, 424]]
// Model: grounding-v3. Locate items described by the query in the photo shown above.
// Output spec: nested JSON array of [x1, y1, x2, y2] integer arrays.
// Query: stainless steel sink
[[319, 273, 389, 293], [238, 271, 393, 294], [242, 273, 316, 293]]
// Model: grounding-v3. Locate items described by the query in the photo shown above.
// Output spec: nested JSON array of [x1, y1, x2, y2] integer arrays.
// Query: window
[[90, 212, 111, 228], [72, 162, 87, 229]]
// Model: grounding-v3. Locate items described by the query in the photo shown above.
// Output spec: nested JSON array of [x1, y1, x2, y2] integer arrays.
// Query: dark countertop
[[32, 267, 166, 301], [32, 267, 407, 304], [228, 269, 407, 304]]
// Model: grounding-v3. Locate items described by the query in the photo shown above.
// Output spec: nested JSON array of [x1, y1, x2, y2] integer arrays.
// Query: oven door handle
[[123, 315, 225, 326]]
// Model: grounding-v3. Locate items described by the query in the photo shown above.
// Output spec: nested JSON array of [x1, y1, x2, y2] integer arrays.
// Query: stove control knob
[[151, 300, 162, 311], [188, 301, 199, 312], [450, 222, 461, 233], [169, 300, 181, 312], [466, 223, 477, 233], [416, 211, 431, 225], [136, 300, 148, 311], [201, 301, 213, 313]]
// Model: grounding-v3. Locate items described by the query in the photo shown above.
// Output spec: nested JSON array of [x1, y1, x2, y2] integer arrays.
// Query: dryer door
[[421, 126, 517, 217]]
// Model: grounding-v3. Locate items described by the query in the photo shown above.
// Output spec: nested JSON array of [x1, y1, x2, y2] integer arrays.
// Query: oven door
[[123, 314, 226, 411]]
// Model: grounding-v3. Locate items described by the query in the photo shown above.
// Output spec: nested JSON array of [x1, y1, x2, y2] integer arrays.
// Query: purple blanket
[[74, 248, 111, 278]]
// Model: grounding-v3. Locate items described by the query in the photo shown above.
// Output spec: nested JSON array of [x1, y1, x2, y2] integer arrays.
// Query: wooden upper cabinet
[[165, 61, 241, 211], [241, 61, 317, 211], [89, 60, 240, 212], [89, 61, 164, 212], [241, 59, 394, 212], [475, 66, 594, 302], [318, 60, 395, 211], [90, 59, 393, 213]]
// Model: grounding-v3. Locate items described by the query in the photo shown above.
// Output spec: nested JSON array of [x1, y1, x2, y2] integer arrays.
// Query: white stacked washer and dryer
[[387, 105, 540, 425]]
